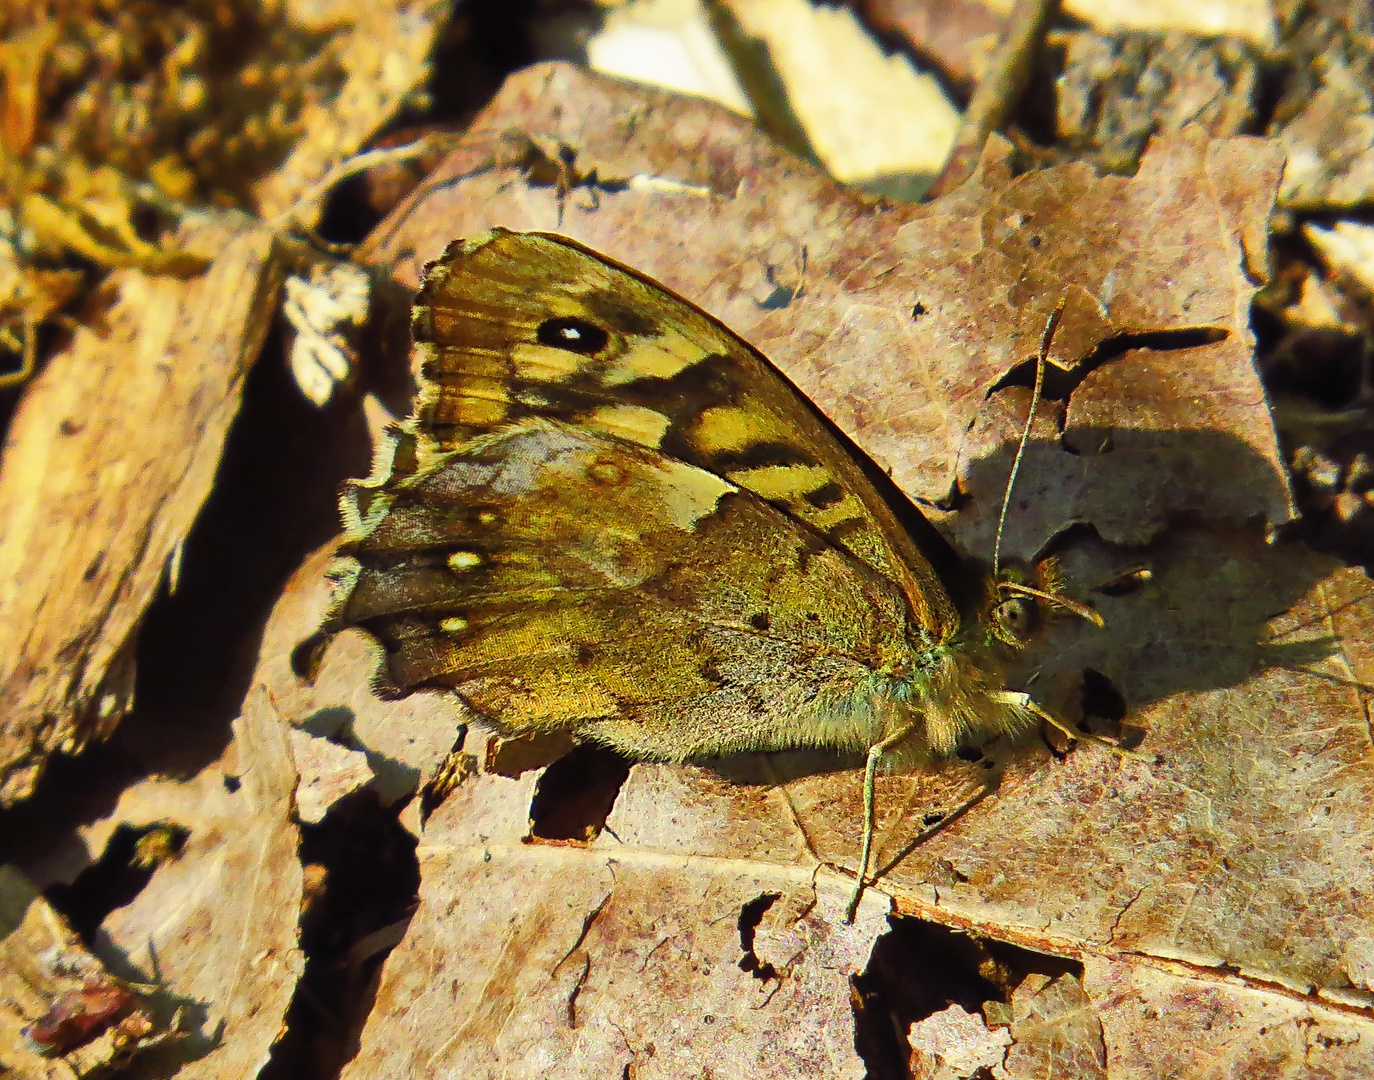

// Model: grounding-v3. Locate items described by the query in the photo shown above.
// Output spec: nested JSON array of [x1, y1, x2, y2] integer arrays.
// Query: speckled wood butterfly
[[319, 229, 1099, 915]]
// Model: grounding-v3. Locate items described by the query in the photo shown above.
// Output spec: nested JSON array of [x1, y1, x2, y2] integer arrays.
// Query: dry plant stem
[[268, 138, 452, 231], [704, 0, 820, 166], [845, 720, 916, 923], [1002, 580, 1104, 627], [925, 0, 1060, 199]]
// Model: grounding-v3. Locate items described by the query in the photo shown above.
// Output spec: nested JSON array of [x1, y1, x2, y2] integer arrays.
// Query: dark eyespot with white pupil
[[536, 317, 610, 355]]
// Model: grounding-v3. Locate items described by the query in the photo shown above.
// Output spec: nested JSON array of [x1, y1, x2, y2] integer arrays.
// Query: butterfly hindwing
[[338, 419, 917, 760]]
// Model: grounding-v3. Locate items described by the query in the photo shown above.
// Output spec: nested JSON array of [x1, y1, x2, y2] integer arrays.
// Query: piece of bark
[[859, 0, 1006, 87], [0, 215, 281, 806], [254, 0, 454, 226], [291, 727, 374, 824], [865, 0, 1277, 61], [1268, 2, 1374, 211], [1053, 31, 1260, 175]]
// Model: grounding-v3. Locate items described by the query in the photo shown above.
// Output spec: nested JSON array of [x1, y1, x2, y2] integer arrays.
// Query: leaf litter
[[13, 49, 1374, 1080], [239, 62, 1374, 1077]]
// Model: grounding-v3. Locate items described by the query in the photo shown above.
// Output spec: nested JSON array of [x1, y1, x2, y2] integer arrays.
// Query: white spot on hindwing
[[448, 551, 482, 571]]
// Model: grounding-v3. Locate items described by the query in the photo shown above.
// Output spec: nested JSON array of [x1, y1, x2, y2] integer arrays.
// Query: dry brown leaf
[[1000, 971, 1106, 1077], [0, 864, 177, 1077], [79, 683, 305, 1079], [300, 63, 1371, 1075], [907, 1002, 1011, 1078], [0, 214, 281, 806], [340, 726, 892, 1079], [1084, 954, 1374, 1078], [263, 541, 466, 808]]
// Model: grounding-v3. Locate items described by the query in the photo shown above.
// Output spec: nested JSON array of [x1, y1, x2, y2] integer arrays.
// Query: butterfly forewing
[[409, 229, 958, 641]]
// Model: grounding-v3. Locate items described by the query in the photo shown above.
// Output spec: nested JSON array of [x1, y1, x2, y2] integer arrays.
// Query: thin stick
[[0, 316, 38, 392], [269, 137, 450, 230], [925, 0, 1061, 199], [845, 722, 915, 923], [994, 299, 1065, 575]]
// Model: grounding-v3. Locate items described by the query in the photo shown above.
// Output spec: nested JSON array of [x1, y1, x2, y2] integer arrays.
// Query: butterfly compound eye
[[536, 317, 610, 355], [993, 595, 1036, 644]]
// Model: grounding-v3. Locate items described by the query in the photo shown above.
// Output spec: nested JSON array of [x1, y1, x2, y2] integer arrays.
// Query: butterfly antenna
[[993, 299, 1067, 576]]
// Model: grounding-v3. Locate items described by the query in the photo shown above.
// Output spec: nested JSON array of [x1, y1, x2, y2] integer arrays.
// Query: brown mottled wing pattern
[[409, 229, 957, 640]]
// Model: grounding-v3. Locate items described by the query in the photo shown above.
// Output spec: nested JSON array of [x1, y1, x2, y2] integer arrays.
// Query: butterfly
[[318, 228, 1097, 916]]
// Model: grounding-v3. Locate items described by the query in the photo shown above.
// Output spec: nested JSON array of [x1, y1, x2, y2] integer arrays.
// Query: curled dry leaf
[[290, 63, 1372, 1075]]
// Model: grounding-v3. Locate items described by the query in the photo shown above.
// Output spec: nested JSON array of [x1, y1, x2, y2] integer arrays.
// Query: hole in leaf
[[1261, 326, 1365, 409], [45, 823, 191, 943], [528, 743, 631, 843], [737, 893, 782, 981], [990, 325, 1229, 401], [852, 917, 1083, 1079], [1081, 668, 1127, 740]]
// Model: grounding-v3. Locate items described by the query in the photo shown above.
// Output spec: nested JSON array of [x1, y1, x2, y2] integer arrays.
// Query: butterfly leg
[[990, 690, 1156, 762], [845, 721, 917, 923]]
